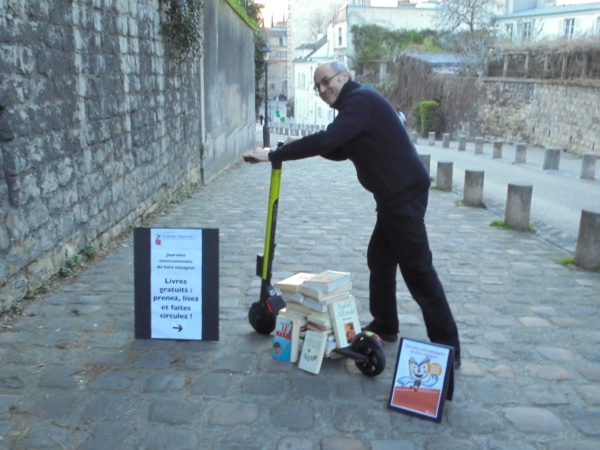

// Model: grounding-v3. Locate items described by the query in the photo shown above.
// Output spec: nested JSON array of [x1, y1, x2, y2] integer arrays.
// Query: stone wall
[[389, 54, 600, 156], [0, 0, 256, 309]]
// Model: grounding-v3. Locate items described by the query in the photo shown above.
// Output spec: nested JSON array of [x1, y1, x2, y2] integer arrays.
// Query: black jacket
[[268, 80, 430, 205]]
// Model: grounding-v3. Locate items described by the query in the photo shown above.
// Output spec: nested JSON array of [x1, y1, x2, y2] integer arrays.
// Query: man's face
[[314, 64, 348, 106]]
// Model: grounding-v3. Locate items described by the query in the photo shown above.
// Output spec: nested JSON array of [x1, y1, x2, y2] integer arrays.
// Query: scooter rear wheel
[[353, 337, 386, 377]]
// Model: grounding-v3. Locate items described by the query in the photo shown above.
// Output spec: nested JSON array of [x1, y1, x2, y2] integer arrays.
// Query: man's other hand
[[242, 147, 270, 164]]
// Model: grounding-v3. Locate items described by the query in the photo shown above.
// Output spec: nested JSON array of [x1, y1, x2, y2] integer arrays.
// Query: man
[[243, 61, 461, 367], [396, 107, 406, 126]]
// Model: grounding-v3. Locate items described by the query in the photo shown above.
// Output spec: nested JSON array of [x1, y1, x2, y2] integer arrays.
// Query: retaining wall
[[389, 55, 600, 156], [0, 0, 255, 309]]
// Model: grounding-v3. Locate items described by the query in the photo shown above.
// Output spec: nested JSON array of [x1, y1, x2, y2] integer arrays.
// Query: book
[[302, 297, 331, 313], [328, 295, 362, 348], [307, 311, 332, 329], [301, 270, 351, 293], [325, 334, 340, 357], [279, 310, 308, 338], [303, 292, 350, 313], [273, 314, 301, 363], [281, 290, 305, 304], [300, 281, 352, 301], [285, 301, 314, 316], [274, 272, 316, 293], [298, 329, 328, 374]]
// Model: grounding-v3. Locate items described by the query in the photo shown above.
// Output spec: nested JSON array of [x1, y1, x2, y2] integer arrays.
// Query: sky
[[258, 0, 288, 26]]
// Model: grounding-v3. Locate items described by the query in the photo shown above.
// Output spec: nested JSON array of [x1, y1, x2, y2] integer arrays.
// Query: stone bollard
[[580, 153, 597, 180], [442, 133, 450, 148], [493, 141, 503, 159], [458, 135, 466, 151], [515, 143, 527, 164], [419, 154, 431, 175], [463, 170, 485, 207], [543, 147, 561, 170], [474, 137, 484, 155], [505, 183, 533, 231], [436, 161, 453, 191], [428, 132, 436, 145], [574, 210, 600, 269], [411, 131, 418, 144]]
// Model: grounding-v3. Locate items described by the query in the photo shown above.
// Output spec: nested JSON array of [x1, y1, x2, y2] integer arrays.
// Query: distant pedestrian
[[396, 107, 406, 126], [259, 114, 264, 125]]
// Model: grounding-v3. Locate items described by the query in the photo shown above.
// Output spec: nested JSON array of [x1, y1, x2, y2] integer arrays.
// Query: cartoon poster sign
[[388, 338, 454, 422], [134, 228, 219, 341]]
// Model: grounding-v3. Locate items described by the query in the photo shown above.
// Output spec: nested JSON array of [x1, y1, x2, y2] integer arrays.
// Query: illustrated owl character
[[396, 357, 440, 392]]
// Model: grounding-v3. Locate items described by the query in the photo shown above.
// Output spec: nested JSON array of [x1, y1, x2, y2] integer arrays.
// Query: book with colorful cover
[[298, 329, 328, 374], [328, 295, 362, 348], [273, 314, 301, 363], [301, 270, 351, 293], [274, 272, 316, 293]]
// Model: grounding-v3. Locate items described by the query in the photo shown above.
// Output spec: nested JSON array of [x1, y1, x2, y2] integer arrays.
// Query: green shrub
[[412, 100, 441, 138], [411, 103, 423, 133]]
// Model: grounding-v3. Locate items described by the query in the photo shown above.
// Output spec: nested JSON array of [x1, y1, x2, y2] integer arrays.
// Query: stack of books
[[273, 269, 357, 374], [299, 270, 352, 313], [274, 272, 314, 319]]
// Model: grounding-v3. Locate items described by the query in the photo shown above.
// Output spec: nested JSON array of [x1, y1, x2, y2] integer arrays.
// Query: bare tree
[[436, 0, 500, 33], [307, 4, 341, 39]]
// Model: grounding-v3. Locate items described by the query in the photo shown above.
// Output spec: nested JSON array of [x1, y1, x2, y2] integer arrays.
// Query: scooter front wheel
[[352, 332, 386, 377]]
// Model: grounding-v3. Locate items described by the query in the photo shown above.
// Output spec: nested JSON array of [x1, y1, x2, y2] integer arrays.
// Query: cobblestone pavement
[[0, 131, 599, 449]]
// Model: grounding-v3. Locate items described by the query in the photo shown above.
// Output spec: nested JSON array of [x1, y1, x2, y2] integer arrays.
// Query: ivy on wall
[[160, 0, 204, 68]]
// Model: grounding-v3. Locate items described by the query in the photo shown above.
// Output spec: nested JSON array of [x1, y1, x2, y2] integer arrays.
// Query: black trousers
[[367, 191, 460, 356]]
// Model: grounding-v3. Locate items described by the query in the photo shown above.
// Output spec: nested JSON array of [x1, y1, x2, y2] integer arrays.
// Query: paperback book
[[298, 329, 328, 374], [300, 281, 352, 301], [273, 314, 301, 363], [274, 272, 316, 293], [301, 270, 351, 293], [328, 295, 362, 348]]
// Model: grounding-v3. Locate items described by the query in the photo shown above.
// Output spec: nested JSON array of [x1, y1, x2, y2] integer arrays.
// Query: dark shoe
[[363, 321, 398, 343]]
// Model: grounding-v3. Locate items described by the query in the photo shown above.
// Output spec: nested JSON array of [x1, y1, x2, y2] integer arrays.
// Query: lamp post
[[262, 44, 271, 148]]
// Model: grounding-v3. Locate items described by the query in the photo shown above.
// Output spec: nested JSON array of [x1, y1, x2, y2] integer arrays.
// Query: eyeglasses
[[313, 71, 343, 92]]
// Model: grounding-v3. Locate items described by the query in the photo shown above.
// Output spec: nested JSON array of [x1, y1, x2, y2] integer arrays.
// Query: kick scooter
[[246, 143, 286, 335], [244, 143, 386, 376]]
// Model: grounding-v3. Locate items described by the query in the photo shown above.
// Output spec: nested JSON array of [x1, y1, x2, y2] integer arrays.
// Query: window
[[518, 21, 532, 40], [505, 23, 513, 40], [338, 27, 343, 46], [595, 17, 600, 35], [564, 18, 575, 38]]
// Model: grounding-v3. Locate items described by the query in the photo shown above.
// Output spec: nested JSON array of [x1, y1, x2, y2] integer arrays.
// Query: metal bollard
[[436, 161, 453, 192], [474, 137, 484, 155], [463, 170, 485, 207], [458, 135, 466, 151], [543, 147, 561, 170], [428, 132, 436, 146], [419, 154, 431, 175], [515, 143, 527, 164], [574, 209, 600, 269], [442, 133, 450, 148], [493, 141, 503, 159], [580, 153, 597, 180], [505, 183, 533, 231]]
